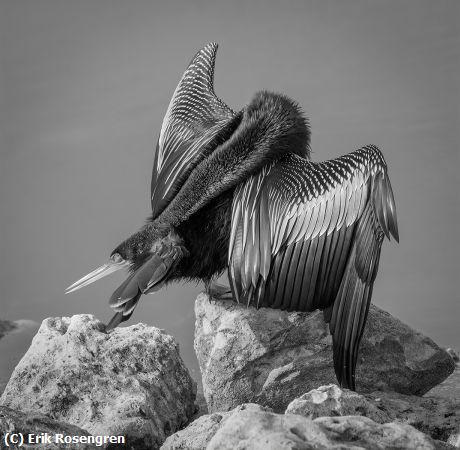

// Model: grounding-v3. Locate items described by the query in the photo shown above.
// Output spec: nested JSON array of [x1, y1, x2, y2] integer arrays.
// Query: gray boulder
[[286, 384, 459, 445], [445, 348, 459, 363], [0, 406, 95, 449], [0, 319, 40, 395], [161, 404, 273, 450], [160, 411, 224, 450], [366, 391, 460, 445], [448, 434, 460, 449], [163, 403, 444, 450], [194, 293, 454, 413], [1, 315, 196, 450], [427, 363, 460, 399], [285, 384, 389, 422]]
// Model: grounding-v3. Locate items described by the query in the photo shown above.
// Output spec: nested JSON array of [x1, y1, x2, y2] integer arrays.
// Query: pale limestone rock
[[0, 406, 95, 449], [165, 402, 443, 450], [285, 384, 389, 422], [0, 319, 16, 339], [1, 315, 196, 450], [286, 384, 459, 445], [194, 293, 454, 413], [365, 390, 460, 445], [161, 404, 272, 450]]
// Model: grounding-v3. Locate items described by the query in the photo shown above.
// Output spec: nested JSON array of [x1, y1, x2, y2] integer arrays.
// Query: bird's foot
[[205, 282, 234, 301]]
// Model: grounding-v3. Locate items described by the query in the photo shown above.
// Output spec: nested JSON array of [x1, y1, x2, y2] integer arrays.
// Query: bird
[[66, 43, 399, 390]]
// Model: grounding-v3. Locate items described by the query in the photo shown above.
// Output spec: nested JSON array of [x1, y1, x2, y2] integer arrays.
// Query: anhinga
[[66, 43, 399, 390]]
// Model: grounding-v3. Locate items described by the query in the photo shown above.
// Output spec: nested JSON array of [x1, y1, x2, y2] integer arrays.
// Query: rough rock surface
[[0, 406, 95, 449], [163, 403, 445, 450], [448, 434, 460, 449], [1, 315, 196, 450], [0, 319, 40, 396], [195, 293, 454, 412], [427, 361, 460, 399], [367, 391, 459, 444], [161, 404, 273, 450], [446, 348, 459, 363], [286, 384, 459, 445], [285, 384, 389, 422], [160, 412, 223, 450]]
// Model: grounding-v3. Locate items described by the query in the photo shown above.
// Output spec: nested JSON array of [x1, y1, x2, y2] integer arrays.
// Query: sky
[[1, 0, 459, 382]]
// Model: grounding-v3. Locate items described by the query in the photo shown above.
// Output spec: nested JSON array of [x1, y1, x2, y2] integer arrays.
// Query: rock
[[285, 384, 389, 423], [311, 416, 452, 450], [194, 293, 454, 412], [446, 348, 459, 363], [365, 390, 460, 445], [207, 406, 329, 450], [359, 308, 454, 394], [193, 392, 208, 419], [0, 406, 96, 449], [1, 315, 196, 450], [0, 319, 18, 395], [447, 433, 460, 448], [161, 404, 273, 450], [169, 403, 441, 450], [425, 364, 460, 398], [0, 319, 40, 396], [160, 411, 224, 450], [164, 400, 455, 450], [286, 384, 459, 445]]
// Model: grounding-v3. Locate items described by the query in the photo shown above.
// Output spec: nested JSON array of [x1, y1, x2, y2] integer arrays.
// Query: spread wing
[[151, 42, 237, 218], [228, 145, 399, 389]]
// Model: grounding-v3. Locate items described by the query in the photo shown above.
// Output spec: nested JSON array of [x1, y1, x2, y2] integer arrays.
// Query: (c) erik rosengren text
[[3, 432, 125, 447]]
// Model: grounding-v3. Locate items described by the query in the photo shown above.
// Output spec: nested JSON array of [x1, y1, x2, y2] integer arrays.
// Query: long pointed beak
[[65, 261, 130, 294]]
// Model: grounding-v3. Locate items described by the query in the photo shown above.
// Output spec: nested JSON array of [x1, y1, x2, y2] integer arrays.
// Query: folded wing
[[228, 145, 399, 389], [151, 43, 238, 218]]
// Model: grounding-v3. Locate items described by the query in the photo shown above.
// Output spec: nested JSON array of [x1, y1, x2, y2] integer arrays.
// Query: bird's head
[[65, 227, 154, 294]]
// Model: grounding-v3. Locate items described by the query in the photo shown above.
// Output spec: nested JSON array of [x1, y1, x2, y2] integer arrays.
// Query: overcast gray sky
[[1, 0, 459, 378]]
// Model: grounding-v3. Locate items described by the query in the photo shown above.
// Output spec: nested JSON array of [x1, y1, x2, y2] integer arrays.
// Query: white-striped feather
[[228, 147, 392, 304]]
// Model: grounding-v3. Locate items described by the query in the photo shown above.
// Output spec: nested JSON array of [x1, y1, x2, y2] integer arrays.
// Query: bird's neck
[[156, 91, 311, 228]]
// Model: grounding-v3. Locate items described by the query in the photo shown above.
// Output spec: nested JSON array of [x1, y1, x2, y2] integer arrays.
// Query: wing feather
[[151, 43, 236, 217], [228, 145, 398, 389]]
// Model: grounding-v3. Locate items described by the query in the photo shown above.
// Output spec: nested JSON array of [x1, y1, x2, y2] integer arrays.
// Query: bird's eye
[[111, 253, 122, 263]]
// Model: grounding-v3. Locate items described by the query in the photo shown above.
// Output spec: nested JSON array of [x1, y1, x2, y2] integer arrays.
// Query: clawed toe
[[205, 282, 234, 301]]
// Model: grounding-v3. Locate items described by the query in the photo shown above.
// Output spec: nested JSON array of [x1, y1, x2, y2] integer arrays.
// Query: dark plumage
[[66, 43, 399, 390]]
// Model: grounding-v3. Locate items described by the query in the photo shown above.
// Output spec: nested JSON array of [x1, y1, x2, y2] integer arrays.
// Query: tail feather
[[373, 172, 399, 242], [330, 239, 379, 390], [329, 166, 397, 389]]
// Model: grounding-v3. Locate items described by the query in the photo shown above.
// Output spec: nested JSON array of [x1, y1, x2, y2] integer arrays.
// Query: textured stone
[[286, 384, 460, 445], [426, 364, 460, 399], [163, 401, 452, 450], [0, 319, 40, 396], [202, 405, 440, 450], [194, 293, 454, 412], [312, 415, 451, 450], [0, 406, 95, 449], [1, 315, 196, 450], [446, 348, 459, 363], [285, 384, 389, 422], [447, 433, 460, 448], [161, 404, 272, 450], [365, 390, 460, 445], [160, 411, 224, 450], [161, 404, 274, 450]]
